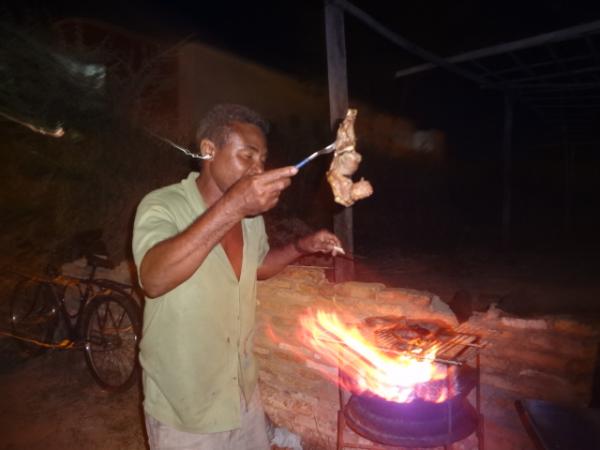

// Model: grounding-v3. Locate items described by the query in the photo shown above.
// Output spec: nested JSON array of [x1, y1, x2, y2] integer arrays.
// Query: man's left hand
[[295, 230, 344, 256]]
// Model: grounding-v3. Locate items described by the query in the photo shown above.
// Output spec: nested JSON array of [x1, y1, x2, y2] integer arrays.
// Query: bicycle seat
[[87, 253, 114, 269]]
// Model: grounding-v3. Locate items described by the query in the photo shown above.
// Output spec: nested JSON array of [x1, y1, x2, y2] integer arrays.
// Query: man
[[132, 104, 342, 449]]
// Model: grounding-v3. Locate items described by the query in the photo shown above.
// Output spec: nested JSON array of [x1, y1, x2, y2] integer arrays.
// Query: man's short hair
[[195, 104, 270, 148]]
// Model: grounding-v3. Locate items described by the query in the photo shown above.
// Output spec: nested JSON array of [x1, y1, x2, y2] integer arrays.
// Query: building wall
[[176, 42, 443, 161], [177, 42, 330, 139]]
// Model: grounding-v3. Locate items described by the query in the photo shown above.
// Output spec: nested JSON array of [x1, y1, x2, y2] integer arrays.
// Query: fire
[[298, 310, 448, 403]]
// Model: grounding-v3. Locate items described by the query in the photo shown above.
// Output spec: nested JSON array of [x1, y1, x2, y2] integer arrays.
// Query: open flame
[[298, 310, 448, 404]]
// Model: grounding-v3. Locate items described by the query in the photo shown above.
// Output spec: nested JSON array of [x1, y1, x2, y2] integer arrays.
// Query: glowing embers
[[298, 311, 456, 404], [298, 311, 482, 447]]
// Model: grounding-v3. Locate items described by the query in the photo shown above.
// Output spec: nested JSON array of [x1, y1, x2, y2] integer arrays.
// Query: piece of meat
[[326, 109, 373, 207]]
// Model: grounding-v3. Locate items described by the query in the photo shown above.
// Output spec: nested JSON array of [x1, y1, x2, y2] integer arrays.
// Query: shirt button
[[226, 337, 230, 343]]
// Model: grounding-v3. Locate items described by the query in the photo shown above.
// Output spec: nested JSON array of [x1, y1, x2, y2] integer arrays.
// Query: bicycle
[[7, 252, 142, 392]]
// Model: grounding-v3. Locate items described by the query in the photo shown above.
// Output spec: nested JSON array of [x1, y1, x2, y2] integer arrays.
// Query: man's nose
[[250, 159, 264, 175]]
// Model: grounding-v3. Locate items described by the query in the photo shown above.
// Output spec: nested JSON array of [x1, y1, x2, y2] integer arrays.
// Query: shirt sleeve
[[132, 194, 179, 287], [256, 215, 270, 265]]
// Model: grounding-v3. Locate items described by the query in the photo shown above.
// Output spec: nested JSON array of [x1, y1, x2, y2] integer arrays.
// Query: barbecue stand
[[336, 323, 486, 450]]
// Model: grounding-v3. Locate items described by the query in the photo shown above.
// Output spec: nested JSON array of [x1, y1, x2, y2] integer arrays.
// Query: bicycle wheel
[[9, 279, 59, 356], [82, 293, 141, 392]]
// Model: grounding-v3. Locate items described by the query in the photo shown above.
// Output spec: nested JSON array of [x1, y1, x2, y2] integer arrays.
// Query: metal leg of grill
[[446, 368, 454, 450], [336, 332, 487, 450], [337, 409, 344, 450], [476, 352, 485, 450]]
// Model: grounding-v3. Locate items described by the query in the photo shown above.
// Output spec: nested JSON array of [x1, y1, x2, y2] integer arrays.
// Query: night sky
[[18, 0, 599, 152], [4, 0, 600, 249], [21, 0, 600, 75], [13, 1, 600, 78]]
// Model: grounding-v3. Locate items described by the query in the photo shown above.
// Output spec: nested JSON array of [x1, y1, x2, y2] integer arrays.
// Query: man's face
[[208, 121, 268, 193]]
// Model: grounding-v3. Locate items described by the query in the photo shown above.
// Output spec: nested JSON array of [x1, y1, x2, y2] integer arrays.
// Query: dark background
[[3, 0, 600, 260]]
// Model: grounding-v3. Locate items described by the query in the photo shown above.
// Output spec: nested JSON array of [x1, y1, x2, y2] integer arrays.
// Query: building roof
[[335, 0, 600, 144]]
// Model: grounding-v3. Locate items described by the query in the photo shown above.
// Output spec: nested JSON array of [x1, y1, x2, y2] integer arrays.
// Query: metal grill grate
[[371, 321, 487, 367]]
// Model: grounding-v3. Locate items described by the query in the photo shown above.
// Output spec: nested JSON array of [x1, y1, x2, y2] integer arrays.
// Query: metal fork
[[294, 143, 336, 169]]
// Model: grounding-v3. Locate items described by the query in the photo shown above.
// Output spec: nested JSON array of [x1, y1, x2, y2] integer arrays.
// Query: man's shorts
[[144, 387, 270, 450]]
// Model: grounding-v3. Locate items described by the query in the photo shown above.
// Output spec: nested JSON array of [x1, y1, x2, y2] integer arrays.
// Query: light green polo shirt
[[132, 172, 269, 433]]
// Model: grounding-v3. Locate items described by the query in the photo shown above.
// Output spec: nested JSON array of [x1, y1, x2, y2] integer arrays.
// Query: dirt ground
[[0, 349, 145, 450], [1, 249, 598, 450]]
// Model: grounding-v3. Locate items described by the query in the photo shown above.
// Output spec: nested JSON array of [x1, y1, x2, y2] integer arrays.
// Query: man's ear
[[199, 139, 216, 160]]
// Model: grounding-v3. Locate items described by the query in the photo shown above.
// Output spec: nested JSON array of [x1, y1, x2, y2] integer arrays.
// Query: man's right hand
[[139, 166, 297, 298], [226, 166, 298, 217]]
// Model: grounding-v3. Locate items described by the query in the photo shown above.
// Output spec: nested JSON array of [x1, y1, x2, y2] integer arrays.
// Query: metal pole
[[501, 94, 514, 248], [333, 0, 491, 87], [325, 0, 355, 281], [476, 351, 485, 450], [394, 19, 600, 78], [561, 126, 572, 236]]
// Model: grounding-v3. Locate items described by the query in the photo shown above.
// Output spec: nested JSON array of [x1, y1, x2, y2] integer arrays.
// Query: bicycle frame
[[6, 251, 143, 392], [9, 263, 138, 348]]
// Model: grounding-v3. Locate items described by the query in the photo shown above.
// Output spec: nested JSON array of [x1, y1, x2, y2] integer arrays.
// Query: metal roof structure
[[393, 19, 600, 145], [325, 0, 600, 265], [333, 0, 600, 142]]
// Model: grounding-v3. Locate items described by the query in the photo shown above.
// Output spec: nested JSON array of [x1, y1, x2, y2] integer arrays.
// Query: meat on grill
[[326, 109, 373, 207]]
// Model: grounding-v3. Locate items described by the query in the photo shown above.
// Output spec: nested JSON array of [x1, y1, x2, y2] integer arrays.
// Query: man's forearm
[[257, 229, 343, 280], [257, 242, 304, 280], [140, 196, 242, 298]]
